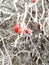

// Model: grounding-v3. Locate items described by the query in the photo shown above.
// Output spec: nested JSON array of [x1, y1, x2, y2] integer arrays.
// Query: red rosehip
[[25, 29, 31, 34], [32, 0, 36, 3], [17, 27, 22, 35], [13, 24, 19, 33]]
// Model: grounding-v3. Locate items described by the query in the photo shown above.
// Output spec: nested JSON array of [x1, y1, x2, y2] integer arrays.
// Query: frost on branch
[[0, 0, 49, 65]]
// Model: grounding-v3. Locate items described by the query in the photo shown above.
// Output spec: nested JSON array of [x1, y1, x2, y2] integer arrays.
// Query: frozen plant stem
[[0, 35, 12, 65], [34, 3, 38, 22], [21, 2, 28, 29], [0, 49, 4, 65]]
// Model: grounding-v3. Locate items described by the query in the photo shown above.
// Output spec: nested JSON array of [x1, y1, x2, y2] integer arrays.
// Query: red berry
[[17, 27, 22, 34], [32, 0, 36, 3], [13, 24, 19, 33], [25, 29, 31, 34]]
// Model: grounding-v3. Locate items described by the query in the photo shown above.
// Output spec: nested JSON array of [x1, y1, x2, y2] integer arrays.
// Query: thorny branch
[[0, 0, 49, 65]]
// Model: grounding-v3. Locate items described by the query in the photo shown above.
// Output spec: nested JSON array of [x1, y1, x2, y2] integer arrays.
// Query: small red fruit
[[32, 0, 36, 3], [13, 24, 19, 32], [25, 29, 31, 34], [18, 27, 22, 34]]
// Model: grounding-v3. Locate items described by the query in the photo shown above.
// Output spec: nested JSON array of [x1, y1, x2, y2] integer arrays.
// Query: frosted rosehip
[[17, 27, 22, 34], [32, 0, 36, 3], [25, 29, 31, 34], [13, 24, 19, 33]]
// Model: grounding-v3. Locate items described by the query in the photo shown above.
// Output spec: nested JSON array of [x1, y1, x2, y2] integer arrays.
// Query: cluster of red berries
[[13, 22, 40, 35], [13, 24, 31, 35]]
